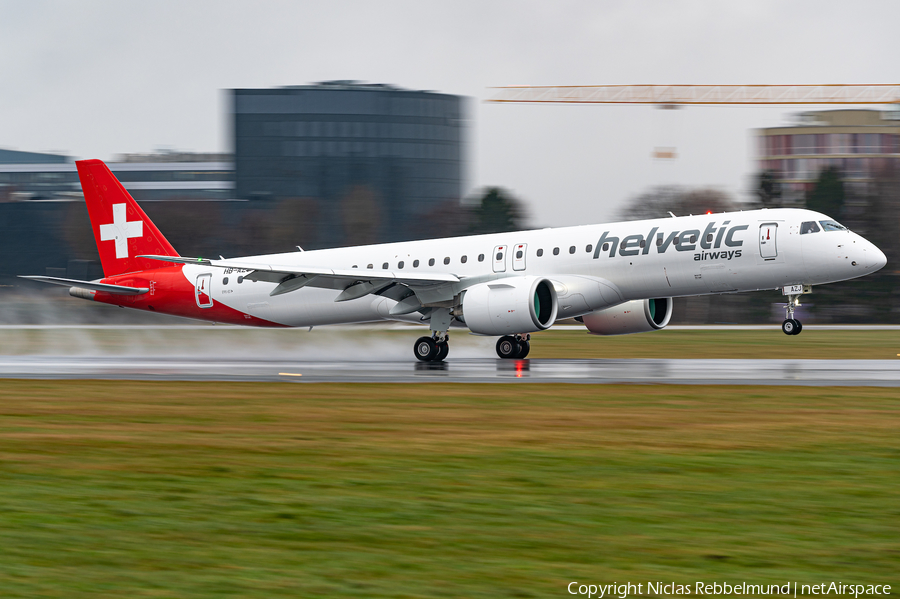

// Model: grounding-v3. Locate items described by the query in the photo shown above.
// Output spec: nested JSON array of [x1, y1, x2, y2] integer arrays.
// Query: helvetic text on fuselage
[[595, 220, 749, 261]]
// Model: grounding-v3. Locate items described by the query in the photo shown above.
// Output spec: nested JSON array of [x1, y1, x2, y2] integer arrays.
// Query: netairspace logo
[[567, 581, 892, 598]]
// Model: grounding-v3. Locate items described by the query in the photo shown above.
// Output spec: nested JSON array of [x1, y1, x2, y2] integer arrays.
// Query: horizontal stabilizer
[[18, 276, 149, 295]]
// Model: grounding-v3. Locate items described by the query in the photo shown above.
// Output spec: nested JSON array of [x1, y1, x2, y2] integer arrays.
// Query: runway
[[1, 324, 896, 385], [0, 356, 897, 385]]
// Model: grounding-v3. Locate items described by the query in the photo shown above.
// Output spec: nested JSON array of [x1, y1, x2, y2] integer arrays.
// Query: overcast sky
[[1, 0, 897, 226]]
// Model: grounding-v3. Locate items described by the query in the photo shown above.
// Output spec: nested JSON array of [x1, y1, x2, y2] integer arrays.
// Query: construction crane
[[487, 84, 900, 105], [488, 84, 900, 162]]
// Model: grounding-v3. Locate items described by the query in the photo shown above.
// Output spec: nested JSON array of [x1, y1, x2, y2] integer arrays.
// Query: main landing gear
[[414, 333, 450, 362], [496, 334, 530, 359], [414, 307, 452, 362], [782, 293, 803, 336]]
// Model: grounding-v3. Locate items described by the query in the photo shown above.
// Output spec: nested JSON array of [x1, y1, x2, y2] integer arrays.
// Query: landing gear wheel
[[496, 336, 518, 359], [516, 340, 530, 359], [793, 321, 802, 335], [414, 336, 438, 361], [782, 319, 801, 335], [435, 342, 449, 362]]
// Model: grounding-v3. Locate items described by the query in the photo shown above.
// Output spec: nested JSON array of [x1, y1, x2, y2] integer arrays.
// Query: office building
[[757, 109, 900, 200], [232, 81, 467, 247], [0, 149, 233, 202]]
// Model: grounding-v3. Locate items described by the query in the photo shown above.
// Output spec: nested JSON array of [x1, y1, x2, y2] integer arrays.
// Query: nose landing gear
[[496, 334, 530, 359], [781, 318, 802, 335], [782, 293, 803, 336]]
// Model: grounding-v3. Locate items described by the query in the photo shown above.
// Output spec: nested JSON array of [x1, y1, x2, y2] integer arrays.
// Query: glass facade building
[[0, 150, 235, 278], [232, 81, 467, 248], [757, 110, 900, 199], [0, 149, 233, 202]]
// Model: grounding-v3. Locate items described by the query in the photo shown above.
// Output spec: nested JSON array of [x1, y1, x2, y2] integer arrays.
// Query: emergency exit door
[[759, 223, 778, 260], [512, 243, 527, 271], [492, 245, 507, 273]]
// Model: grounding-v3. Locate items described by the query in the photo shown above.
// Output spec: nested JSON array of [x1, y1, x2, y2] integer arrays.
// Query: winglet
[[137, 255, 212, 266]]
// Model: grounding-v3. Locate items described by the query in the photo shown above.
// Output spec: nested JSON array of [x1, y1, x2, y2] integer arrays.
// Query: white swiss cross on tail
[[99, 203, 143, 259]]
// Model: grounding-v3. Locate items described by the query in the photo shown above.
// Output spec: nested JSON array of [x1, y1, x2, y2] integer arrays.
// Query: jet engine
[[580, 298, 673, 335], [458, 277, 558, 335]]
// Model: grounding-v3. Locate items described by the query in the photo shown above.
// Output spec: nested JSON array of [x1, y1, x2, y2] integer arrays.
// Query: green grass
[[532, 328, 900, 359], [0, 381, 897, 597]]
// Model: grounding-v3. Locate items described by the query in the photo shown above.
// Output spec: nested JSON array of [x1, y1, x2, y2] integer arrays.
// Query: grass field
[[531, 328, 900, 360], [0, 380, 897, 597]]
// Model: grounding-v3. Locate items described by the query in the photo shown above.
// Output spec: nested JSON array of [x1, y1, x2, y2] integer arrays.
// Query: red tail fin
[[76, 159, 179, 277]]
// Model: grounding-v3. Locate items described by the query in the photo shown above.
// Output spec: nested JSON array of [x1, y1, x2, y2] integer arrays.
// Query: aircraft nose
[[868, 244, 887, 271]]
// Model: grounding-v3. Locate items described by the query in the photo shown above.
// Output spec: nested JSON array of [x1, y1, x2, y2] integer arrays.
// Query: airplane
[[22, 159, 887, 361]]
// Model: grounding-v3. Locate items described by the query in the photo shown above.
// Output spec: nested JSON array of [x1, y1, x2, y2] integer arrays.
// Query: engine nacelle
[[459, 277, 558, 335], [581, 298, 673, 335]]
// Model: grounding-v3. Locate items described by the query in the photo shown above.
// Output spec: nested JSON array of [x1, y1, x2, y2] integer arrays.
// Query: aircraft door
[[759, 223, 778, 260], [492, 245, 507, 273], [512, 243, 527, 271], [195, 273, 213, 308]]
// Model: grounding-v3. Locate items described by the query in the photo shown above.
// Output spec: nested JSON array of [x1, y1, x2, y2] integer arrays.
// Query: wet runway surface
[[0, 356, 897, 385]]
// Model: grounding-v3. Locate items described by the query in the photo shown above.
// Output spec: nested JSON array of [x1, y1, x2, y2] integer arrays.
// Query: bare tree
[[617, 187, 735, 221]]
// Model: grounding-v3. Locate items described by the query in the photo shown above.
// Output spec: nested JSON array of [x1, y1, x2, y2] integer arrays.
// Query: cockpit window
[[819, 220, 848, 232], [800, 221, 820, 235]]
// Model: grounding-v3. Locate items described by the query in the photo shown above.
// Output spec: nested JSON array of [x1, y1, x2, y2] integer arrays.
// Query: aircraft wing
[[18, 275, 149, 295], [137, 255, 459, 298]]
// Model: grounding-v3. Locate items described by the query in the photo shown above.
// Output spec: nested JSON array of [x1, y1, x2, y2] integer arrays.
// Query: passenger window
[[223, 277, 229, 285], [428, 258, 435, 266], [382, 262, 389, 269], [569, 246, 576, 254], [639, 240, 646, 248], [553, 247, 560, 256], [495, 252, 503, 260], [537, 248, 544, 257], [461, 255, 467, 263], [367, 264, 373, 269], [801, 221, 821, 234], [237, 276, 243, 284], [478, 254, 485, 262], [514, 251, 522, 259], [398, 261, 404, 269], [706, 233, 713, 243], [602, 243, 609, 251], [674, 237, 680, 244], [443, 257, 450, 265], [690, 235, 697, 243], [656, 237, 662, 246], [585, 244, 592, 253], [352, 265, 358, 268], [413, 259, 419, 267]]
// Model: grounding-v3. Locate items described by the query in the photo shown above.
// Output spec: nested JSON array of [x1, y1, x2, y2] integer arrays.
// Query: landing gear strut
[[496, 334, 530, 359], [414, 307, 452, 362], [782, 294, 803, 336]]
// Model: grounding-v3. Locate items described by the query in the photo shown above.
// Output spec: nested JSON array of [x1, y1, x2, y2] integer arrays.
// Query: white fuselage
[[179, 208, 886, 328]]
